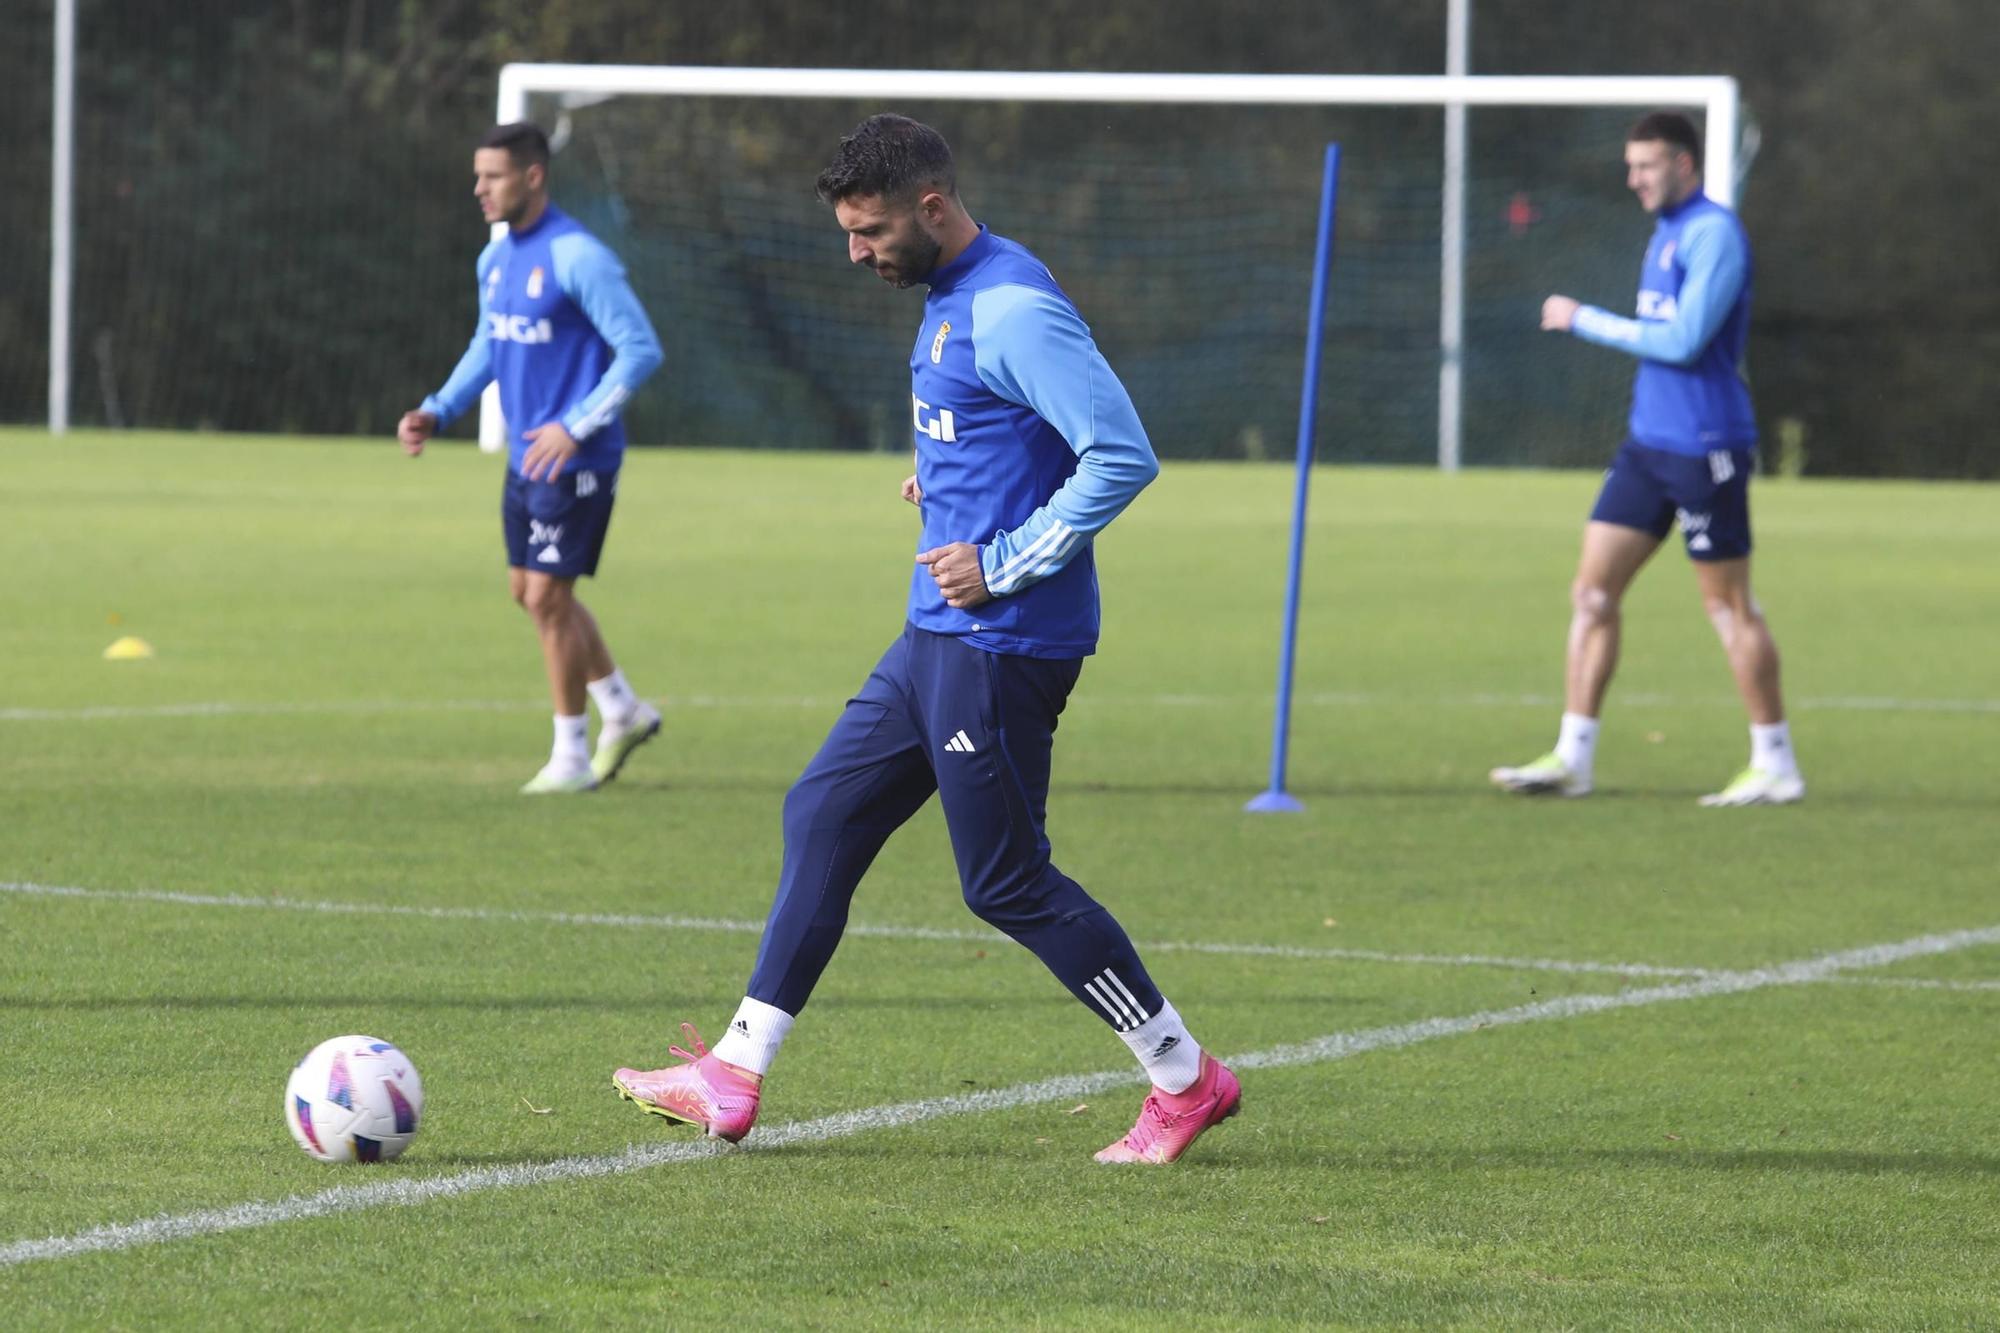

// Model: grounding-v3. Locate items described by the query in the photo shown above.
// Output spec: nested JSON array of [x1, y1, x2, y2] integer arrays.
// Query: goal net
[[487, 67, 1741, 469]]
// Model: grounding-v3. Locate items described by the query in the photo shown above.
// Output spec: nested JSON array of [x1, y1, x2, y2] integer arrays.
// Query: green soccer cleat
[[520, 760, 599, 795], [1698, 767, 1805, 807], [591, 702, 662, 784], [1489, 751, 1592, 797]]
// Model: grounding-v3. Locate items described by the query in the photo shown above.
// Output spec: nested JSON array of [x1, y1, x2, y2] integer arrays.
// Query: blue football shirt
[[1570, 193, 1758, 455], [908, 227, 1160, 659], [422, 204, 662, 474]]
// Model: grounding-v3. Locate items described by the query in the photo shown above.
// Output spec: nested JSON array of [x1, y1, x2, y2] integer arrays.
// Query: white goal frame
[[480, 64, 1741, 465]]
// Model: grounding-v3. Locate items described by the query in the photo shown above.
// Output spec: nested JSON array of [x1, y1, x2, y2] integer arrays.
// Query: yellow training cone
[[103, 636, 156, 661]]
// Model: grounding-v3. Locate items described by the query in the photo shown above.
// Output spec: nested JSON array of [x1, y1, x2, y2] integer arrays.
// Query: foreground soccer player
[[616, 115, 1239, 1164], [1491, 111, 1803, 807], [399, 122, 665, 794]]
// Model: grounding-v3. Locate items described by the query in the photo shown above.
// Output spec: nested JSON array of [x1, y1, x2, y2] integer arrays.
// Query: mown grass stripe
[[0, 880, 1714, 979], [6, 922, 1995, 1270]]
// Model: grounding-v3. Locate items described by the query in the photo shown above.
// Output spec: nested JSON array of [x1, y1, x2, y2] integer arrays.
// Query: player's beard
[[883, 230, 943, 289]]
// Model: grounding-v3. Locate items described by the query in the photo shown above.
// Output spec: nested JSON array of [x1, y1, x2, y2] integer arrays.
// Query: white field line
[[5, 691, 1999, 723], [5, 921, 1997, 1271], [0, 881, 1713, 980], [1825, 975, 2000, 994]]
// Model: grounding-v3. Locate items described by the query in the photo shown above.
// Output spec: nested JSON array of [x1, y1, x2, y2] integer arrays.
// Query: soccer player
[[399, 123, 665, 795], [614, 114, 1240, 1165], [1491, 111, 1804, 807]]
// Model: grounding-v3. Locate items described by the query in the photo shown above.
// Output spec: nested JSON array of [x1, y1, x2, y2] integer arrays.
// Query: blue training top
[[1570, 193, 1757, 456], [422, 204, 662, 475], [909, 226, 1160, 659]]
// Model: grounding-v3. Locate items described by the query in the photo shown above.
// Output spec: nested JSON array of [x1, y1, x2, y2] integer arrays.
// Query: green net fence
[[538, 96, 1653, 467], [5, 1, 1993, 477]]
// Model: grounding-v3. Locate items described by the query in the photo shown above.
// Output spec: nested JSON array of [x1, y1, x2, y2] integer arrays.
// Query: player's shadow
[[1351, 1144, 2000, 1179], [797, 1140, 2000, 1175]]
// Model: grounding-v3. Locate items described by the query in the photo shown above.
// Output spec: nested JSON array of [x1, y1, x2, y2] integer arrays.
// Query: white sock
[[1750, 721, 1798, 777], [1555, 712, 1599, 775], [586, 669, 641, 726], [711, 996, 793, 1077], [551, 713, 589, 767], [1116, 1001, 1203, 1094]]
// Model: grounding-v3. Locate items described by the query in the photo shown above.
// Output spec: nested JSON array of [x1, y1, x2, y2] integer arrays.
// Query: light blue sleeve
[[420, 241, 500, 429], [551, 232, 664, 440], [969, 284, 1161, 597], [1570, 213, 1747, 367]]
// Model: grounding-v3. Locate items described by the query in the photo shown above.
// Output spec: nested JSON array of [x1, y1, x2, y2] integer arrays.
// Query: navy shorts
[[1590, 440, 1755, 561], [502, 467, 618, 578]]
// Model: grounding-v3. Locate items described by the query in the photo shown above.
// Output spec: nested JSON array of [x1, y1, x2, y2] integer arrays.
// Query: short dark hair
[[480, 122, 551, 171], [814, 114, 956, 206], [1628, 111, 1702, 171]]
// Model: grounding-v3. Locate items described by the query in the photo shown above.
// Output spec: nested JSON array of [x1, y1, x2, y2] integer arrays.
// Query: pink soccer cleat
[[613, 1023, 762, 1143], [1095, 1052, 1242, 1165]]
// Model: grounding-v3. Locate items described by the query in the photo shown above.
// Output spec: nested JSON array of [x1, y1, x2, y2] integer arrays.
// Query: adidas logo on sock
[[943, 729, 977, 754], [731, 1019, 751, 1035], [1150, 1034, 1181, 1060]]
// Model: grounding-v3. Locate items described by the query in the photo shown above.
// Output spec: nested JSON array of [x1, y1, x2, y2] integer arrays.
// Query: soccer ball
[[283, 1035, 424, 1163]]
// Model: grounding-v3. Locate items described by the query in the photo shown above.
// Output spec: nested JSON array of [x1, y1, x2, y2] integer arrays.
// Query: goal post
[[482, 63, 1741, 463], [481, 64, 1746, 810]]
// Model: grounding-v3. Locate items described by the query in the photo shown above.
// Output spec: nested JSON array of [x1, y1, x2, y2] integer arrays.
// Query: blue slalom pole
[[1247, 142, 1341, 814]]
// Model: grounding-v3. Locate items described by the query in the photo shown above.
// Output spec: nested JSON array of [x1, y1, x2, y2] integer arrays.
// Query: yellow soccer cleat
[[1698, 767, 1805, 807], [591, 701, 662, 784], [1489, 751, 1592, 797]]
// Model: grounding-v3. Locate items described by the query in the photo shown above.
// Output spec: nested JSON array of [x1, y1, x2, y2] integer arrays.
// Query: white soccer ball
[[283, 1035, 424, 1163]]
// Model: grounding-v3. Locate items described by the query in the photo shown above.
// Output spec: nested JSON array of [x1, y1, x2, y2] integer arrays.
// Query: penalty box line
[[5, 921, 1998, 1271], [0, 880, 1714, 980]]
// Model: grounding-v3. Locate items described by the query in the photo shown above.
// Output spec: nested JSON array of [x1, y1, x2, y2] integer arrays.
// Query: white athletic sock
[[711, 996, 794, 1077], [1750, 721, 1798, 777], [551, 713, 589, 767], [1116, 1001, 1203, 1095], [586, 669, 641, 726], [1555, 712, 1599, 775]]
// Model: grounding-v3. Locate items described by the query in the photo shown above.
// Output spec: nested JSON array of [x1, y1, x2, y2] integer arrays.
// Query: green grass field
[[4, 429, 1998, 1329]]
